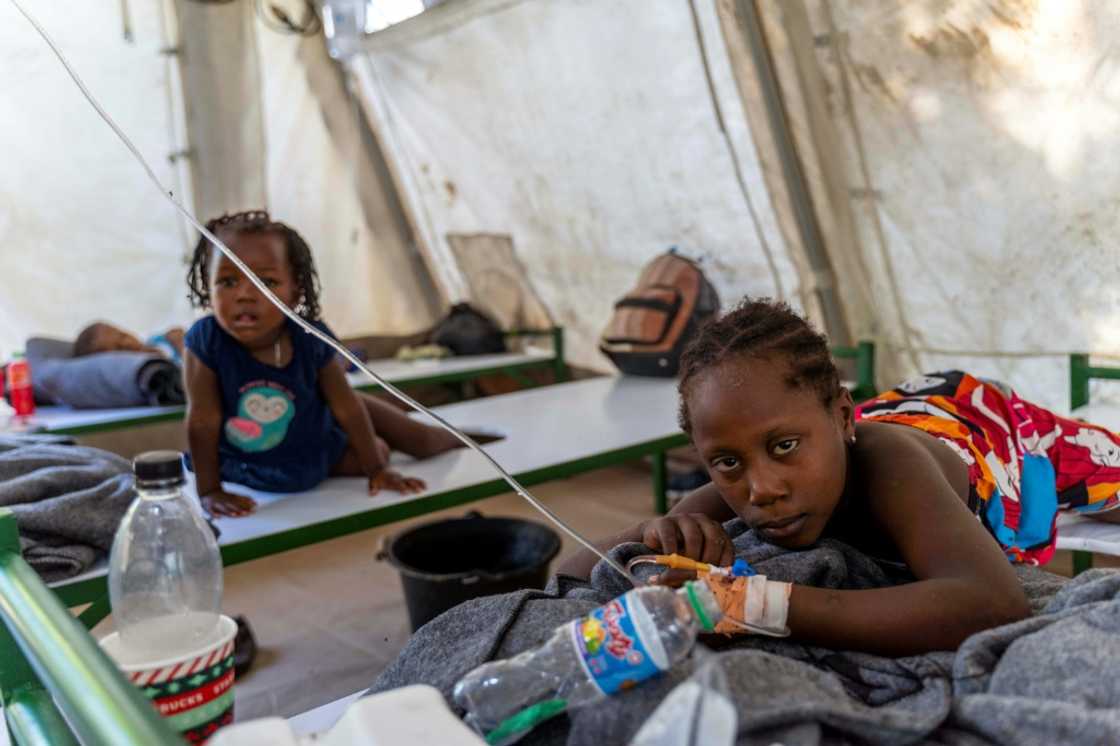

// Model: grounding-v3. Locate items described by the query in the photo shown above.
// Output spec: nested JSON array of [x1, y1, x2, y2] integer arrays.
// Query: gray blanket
[[27, 337, 184, 408], [0, 436, 134, 581], [369, 519, 1120, 745]]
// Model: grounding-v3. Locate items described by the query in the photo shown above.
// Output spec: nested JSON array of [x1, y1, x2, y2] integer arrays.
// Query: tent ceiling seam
[[733, 0, 850, 343], [688, 0, 786, 301], [820, 0, 921, 370]]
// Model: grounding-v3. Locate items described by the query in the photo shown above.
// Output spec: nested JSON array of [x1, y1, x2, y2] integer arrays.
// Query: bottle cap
[[684, 580, 721, 632], [133, 450, 185, 487]]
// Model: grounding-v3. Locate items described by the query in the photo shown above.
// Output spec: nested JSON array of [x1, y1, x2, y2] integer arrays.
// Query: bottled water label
[[569, 594, 664, 695]]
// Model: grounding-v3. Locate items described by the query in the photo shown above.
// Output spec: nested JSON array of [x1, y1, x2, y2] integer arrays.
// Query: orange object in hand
[[653, 553, 715, 573]]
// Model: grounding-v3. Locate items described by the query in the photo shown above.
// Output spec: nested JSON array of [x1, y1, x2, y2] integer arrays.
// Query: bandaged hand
[[703, 572, 792, 637]]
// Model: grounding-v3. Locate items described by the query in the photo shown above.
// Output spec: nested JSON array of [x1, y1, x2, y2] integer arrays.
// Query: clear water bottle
[[453, 581, 722, 745], [108, 451, 222, 665]]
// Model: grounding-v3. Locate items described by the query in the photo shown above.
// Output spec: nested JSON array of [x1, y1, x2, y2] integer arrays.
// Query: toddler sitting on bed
[[182, 211, 464, 518], [562, 299, 1120, 656]]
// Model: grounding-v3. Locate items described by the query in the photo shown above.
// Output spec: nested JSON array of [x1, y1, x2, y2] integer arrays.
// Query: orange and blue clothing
[[856, 371, 1120, 565]]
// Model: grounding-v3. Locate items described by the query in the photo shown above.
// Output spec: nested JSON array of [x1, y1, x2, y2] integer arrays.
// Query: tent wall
[[175, 0, 267, 219], [252, 18, 442, 334], [799, 0, 1120, 410], [715, 0, 854, 344], [0, 1, 192, 357], [7, 0, 1116, 411], [0, 1, 442, 357], [173, 2, 442, 337], [350, 0, 801, 371]]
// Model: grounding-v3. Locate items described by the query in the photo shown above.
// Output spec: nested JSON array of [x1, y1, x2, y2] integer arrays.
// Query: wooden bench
[[29, 328, 567, 436]]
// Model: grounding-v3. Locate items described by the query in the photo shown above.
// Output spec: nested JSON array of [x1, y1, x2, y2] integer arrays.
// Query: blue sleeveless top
[[185, 315, 348, 492]]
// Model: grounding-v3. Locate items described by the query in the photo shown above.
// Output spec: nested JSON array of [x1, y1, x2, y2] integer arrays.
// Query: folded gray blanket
[[368, 519, 1118, 745], [0, 436, 134, 581], [27, 337, 184, 408]]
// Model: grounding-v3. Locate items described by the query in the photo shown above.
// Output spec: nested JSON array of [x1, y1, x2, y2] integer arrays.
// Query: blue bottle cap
[[730, 559, 756, 577]]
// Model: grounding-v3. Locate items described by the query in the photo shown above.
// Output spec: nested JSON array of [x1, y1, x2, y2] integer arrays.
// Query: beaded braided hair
[[677, 298, 842, 434], [186, 210, 322, 321]]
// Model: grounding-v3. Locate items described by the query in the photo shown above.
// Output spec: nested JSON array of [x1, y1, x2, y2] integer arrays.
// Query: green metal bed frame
[[45, 328, 569, 437], [0, 341, 877, 744], [832, 341, 877, 404], [1068, 353, 1120, 576], [0, 509, 182, 744]]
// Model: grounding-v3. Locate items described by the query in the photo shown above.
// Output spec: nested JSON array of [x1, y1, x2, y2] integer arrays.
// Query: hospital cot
[[31, 328, 567, 437]]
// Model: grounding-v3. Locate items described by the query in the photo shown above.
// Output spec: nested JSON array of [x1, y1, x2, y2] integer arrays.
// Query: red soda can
[[7, 353, 34, 418]]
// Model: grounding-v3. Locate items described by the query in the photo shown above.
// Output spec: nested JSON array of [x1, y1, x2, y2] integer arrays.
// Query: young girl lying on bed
[[183, 211, 464, 518], [560, 299, 1120, 655], [73, 321, 185, 364]]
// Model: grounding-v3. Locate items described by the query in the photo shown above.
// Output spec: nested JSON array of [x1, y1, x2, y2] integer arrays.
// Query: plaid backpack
[[599, 249, 719, 377]]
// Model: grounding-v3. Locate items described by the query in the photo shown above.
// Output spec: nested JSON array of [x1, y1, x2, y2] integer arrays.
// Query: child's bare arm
[[556, 524, 645, 579], [569, 437, 1028, 654], [787, 433, 1029, 655], [165, 327, 185, 357], [318, 358, 385, 475], [668, 481, 736, 521], [184, 350, 256, 517], [556, 484, 735, 580], [319, 358, 426, 495]]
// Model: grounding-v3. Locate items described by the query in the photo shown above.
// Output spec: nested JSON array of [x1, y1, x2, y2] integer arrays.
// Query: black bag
[[599, 249, 720, 377], [430, 303, 507, 356]]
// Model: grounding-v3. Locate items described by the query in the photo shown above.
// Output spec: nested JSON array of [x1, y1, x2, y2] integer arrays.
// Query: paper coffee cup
[[101, 614, 237, 744]]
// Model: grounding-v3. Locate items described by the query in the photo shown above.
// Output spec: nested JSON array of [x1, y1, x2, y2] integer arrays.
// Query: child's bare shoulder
[[852, 420, 970, 507]]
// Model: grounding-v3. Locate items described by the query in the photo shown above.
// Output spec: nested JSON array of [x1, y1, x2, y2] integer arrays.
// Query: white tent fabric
[[0, 1, 192, 357], [806, 0, 1120, 410], [4, 0, 1117, 412], [0, 0, 440, 360], [350, 0, 801, 371], [255, 18, 442, 335]]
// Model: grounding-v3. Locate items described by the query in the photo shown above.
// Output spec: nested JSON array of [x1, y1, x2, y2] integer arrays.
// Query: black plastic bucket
[[382, 511, 562, 632]]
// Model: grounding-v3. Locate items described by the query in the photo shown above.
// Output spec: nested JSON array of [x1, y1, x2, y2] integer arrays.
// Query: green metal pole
[[0, 511, 58, 746], [653, 451, 669, 515], [552, 326, 568, 382], [856, 341, 876, 401], [1067, 355, 1095, 573], [1071, 550, 1094, 576], [1069, 354, 1090, 412], [0, 511, 180, 745], [5, 690, 80, 746], [76, 595, 112, 630]]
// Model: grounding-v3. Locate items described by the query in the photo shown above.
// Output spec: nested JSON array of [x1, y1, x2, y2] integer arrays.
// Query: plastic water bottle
[[108, 451, 223, 664], [453, 581, 722, 745]]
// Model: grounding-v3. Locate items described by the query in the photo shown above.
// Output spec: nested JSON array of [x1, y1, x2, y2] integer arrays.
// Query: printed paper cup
[[100, 614, 237, 744]]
